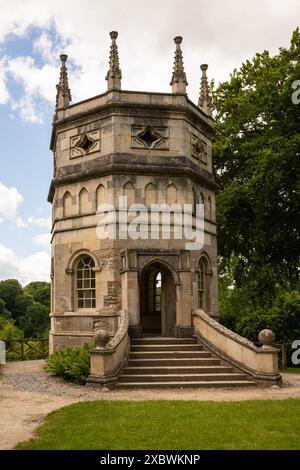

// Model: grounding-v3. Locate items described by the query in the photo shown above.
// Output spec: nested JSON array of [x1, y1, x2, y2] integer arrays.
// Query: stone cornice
[[47, 153, 218, 202]]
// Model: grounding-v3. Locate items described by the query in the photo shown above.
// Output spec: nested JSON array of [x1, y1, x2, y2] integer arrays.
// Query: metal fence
[[0, 338, 49, 361]]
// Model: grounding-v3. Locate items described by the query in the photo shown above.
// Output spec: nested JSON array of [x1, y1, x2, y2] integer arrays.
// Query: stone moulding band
[[192, 309, 282, 385], [47, 154, 218, 203]]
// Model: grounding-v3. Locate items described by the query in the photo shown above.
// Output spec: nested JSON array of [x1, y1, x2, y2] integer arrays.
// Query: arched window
[[96, 184, 105, 212], [167, 183, 177, 205], [208, 195, 212, 219], [197, 258, 206, 310], [199, 192, 204, 206], [63, 191, 72, 217], [76, 255, 96, 309], [79, 188, 90, 214], [145, 183, 157, 206], [123, 182, 134, 206], [192, 188, 197, 214]]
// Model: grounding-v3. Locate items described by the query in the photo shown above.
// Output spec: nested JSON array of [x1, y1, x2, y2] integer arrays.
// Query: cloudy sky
[[0, 0, 299, 284]]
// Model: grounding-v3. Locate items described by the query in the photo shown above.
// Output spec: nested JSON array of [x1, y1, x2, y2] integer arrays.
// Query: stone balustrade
[[192, 309, 282, 386], [87, 309, 130, 387]]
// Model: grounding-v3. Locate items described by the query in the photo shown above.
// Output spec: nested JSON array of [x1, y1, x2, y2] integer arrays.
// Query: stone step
[[129, 351, 212, 359], [119, 373, 249, 383], [131, 344, 203, 352], [128, 357, 221, 367], [120, 337, 255, 389], [131, 337, 196, 345], [117, 381, 257, 389], [123, 365, 234, 375]]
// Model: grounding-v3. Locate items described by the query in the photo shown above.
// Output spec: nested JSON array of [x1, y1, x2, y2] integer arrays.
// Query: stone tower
[[48, 33, 218, 353]]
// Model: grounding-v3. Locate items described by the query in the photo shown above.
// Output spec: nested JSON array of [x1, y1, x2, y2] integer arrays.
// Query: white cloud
[[0, 182, 51, 230], [11, 94, 42, 123], [32, 233, 51, 247], [0, 0, 300, 122], [0, 182, 27, 228], [18, 251, 51, 284], [27, 215, 51, 229], [0, 59, 9, 104], [3, 54, 57, 122], [0, 243, 50, 285]]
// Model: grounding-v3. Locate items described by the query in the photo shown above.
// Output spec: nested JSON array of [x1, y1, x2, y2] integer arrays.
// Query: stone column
[[175, 271, 193, 337], [121, 270, 141, 337]]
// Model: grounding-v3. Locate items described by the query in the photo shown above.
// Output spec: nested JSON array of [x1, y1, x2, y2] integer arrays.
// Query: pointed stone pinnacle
[[106, 30, 122, 91], [170, 35, 188, 94], [198, 63, 212, 116], [55, 54, 71, 115]]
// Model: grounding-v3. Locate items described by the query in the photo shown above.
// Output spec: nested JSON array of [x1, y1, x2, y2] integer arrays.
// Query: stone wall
[[49, 89, 218, 352]]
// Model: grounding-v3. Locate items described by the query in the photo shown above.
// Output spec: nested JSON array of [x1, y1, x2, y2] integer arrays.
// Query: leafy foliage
[[212, 29, 300, 290], [0, 298, 11, 320], [23, 282, 51, 310], [0, 318, 24, 342], [45, 344, 91, 385], [0, 278, 50, 338], [213, 29, 300, 348], [0, 279, 28, 321], [18, 302, 49, 338]]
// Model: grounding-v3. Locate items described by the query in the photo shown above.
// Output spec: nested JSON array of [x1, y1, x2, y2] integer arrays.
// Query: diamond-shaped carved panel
[[191, 133, 207, 164], [131, 125, 169, 150], [70, 130, 100, 158]]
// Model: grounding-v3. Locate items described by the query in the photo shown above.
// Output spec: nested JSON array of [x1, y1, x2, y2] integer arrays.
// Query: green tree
[[0, 279, 50, 338], [23, 282, 51, 309], [18, 302, 50, 338], [213, 29, 300, 348], [0, 318, 23, 341], [0, 279, 32, 323], [0, 298, 11, 320], [212, 28, 300, 296]]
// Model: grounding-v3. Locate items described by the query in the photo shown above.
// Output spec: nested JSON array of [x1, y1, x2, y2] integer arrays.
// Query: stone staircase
[[117, 337, 256, 389]]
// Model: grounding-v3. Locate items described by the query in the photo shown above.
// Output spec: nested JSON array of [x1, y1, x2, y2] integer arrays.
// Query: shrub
[[0, 318, 23, 342], [45, 344, 91, 385]]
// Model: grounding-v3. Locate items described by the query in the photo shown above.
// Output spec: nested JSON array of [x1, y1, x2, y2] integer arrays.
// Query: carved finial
[[106, 31, 122, 91], [198, 64, 212, 116], [258, 329, 276, 350], [170, 36, 188, 94], [55, 54, 71, 115]]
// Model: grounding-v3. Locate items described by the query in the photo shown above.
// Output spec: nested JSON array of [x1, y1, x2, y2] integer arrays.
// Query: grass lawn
[[17, 399, 300, 450], [281, 368, 300, 374]]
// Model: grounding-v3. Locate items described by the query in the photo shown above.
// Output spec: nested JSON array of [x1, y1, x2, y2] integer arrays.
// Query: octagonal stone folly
[[48, 36, 218, 353], [47, 34, 281, 388]]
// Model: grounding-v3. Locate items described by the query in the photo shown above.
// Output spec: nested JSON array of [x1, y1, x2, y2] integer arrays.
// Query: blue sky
[[0, 0, 299, 284]]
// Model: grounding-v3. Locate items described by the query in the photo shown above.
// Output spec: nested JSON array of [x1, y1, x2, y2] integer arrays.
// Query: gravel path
[[1, 360, 300, 450]]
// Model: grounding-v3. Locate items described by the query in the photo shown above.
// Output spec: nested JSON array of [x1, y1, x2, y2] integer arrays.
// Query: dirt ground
[[1, 360, 300, 450]]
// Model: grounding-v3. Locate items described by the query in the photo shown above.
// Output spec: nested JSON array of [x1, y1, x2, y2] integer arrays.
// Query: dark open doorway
[[140, 261, 176, 336]]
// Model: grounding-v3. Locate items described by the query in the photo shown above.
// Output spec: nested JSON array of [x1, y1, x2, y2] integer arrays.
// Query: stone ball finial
[[258, 329, 276, 348], [94, 323, 110, 349], [60, 54, 68, 62], [174, 36, 183, 45], [110, 31, 118, 40], [201, 64, 208, 71]]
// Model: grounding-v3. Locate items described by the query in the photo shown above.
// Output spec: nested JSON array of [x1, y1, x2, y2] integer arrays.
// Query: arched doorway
[[140, 261, 176, 336]]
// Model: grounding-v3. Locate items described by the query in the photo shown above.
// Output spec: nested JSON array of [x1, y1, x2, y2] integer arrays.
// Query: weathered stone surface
[[49, 44, 218, 353]]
